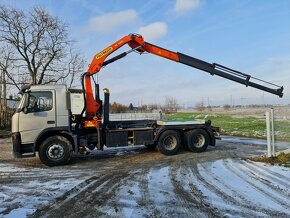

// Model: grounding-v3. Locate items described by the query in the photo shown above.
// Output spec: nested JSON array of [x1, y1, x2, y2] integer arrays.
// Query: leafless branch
[[0, 5, 84, 89]]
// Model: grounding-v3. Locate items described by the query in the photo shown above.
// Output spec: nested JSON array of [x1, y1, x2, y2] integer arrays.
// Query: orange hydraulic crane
[[82, 34, 283, 127]]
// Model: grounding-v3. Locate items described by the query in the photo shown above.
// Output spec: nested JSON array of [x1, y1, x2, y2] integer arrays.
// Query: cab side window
[[28, 92, 53, 112]]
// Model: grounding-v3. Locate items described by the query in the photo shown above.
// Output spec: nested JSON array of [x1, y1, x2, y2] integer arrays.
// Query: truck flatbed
[[157, 120, 206, 126]]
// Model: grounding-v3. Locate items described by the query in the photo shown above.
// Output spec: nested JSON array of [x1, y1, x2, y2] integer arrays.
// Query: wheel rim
[[163, 135, 177, 150], [47, 144, 65, 160], [193, 134, 205, 148]]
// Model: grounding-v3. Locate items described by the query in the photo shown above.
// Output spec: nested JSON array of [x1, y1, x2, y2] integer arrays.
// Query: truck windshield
[[27, 91, 53, 113]]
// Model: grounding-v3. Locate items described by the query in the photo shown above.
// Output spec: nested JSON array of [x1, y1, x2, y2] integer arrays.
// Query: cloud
[[174, 0, 201, 14], [88, 9, 138, 33], [136, 22, 167, 42]]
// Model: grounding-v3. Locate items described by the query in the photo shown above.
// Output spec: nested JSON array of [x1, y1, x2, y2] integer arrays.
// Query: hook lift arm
[[84, 34, 283, 121]]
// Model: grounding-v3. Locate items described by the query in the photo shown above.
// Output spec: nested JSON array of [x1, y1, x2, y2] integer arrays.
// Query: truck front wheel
[[39, 135, 73, 166], [185, 129, 209, 153], [157, 130, 181, 155]]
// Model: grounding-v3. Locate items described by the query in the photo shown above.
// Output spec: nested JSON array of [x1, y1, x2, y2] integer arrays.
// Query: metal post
[[270, 108, 275, 157], [265, 111, 272, 157]]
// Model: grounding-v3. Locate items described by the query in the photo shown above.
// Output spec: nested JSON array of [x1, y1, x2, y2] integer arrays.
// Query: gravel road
[[0, 137, 289, 218]]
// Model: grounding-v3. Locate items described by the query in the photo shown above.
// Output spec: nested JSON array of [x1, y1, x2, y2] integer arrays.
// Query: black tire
[[157, 130, 181, 155], [184, 129, 209, 153], [39, 135, 73, 166]]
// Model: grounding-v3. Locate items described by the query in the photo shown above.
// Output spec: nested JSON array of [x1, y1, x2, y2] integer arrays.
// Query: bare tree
[[110, 102, 128, 113], [0, 5, 85, 128], [195, 100, 205, 112], [128, 103, 134, 111], [59, 46, 86, 88], [164, 96, 178, 113], [0, 6, 85, 86], [0, 45, 14, 127], [223, 104, 231, 110]]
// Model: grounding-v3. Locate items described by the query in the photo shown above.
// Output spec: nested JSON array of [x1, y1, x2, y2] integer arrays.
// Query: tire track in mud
[[246, 160, 290, 182], [31, 156, 290, 218], [0, 172, 88, 183], [136, 167, 161, 217], [226, 159, 290, 204], [32, 170, 139, 218], [0, 165, 89, 179], [169, 165, 221, 218], [237, 160, 290, 205], [199, 161, 283, 217], [189, 163, 255, 217], [242, 161, 290, 192], [141, 166, 180, 217], [30, 152, 166, 218], [2, 137, 289, 218], [245, 160, 290, 185], [222, 159, 290, 215], [31, 174, 108, 217], [98, 168, 163, 218]]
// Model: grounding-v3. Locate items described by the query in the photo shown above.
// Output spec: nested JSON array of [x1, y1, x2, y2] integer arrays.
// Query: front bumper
[[12, 132, 35, 158]]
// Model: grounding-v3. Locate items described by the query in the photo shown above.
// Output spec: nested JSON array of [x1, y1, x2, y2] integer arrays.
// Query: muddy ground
[[0, 137, 289, 218]]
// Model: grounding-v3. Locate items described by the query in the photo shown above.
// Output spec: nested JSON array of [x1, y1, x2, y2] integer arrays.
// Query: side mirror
[[23, 107, 28, 114], [22, 93, 30, 114]]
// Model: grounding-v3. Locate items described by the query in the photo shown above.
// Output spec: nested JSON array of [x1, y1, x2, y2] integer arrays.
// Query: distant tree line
[[110, 102, 154, 113], [110, 97, 180, 114]]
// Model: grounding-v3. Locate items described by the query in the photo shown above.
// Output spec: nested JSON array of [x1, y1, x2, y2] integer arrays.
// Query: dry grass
[[250, 152, 290, 167]]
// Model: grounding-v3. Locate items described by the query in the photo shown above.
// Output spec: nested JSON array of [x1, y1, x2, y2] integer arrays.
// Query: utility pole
[[241, 97, 246, 107]]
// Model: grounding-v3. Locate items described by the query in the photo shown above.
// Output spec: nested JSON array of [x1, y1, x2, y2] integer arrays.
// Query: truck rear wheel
[[185, 129, 209, 153], [157, 130, 181, 155], [39, 135, 73, 166]]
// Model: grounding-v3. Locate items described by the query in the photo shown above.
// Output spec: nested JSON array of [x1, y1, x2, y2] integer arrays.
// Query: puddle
[[221, 136, 290, 149]]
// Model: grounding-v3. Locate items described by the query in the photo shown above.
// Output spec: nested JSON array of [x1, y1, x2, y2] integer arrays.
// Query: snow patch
[[0, 163, 89, 217], [3, 208, 36, 218]]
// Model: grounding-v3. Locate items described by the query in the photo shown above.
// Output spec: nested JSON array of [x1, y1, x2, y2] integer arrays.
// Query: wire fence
[[109, 112, 162, 121], [272, 106, 290, 141]]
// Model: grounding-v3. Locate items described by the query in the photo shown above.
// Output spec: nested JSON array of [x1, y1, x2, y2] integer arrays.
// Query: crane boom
[[84, 34, 283, 121], [176, 52, 283, 97]]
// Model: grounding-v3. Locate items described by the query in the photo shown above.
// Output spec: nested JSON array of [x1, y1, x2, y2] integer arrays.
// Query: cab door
[[19, 90, 56, 144]]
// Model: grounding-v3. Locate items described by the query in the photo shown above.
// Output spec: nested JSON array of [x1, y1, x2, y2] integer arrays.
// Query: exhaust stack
[[103, 88, 110, 125]]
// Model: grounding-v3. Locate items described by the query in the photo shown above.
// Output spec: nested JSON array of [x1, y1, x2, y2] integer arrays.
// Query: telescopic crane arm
[[84, 34, 283, 120]]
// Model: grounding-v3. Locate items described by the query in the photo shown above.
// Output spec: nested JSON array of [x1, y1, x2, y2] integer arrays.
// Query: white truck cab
[[12, 84, 70, 157]]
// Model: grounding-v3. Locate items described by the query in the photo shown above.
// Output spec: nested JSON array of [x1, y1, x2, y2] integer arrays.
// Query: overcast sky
[[2, 0, 290, 107]]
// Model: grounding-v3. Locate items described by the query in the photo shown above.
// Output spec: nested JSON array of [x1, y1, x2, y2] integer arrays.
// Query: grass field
[[164, 112, 290, 141]]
